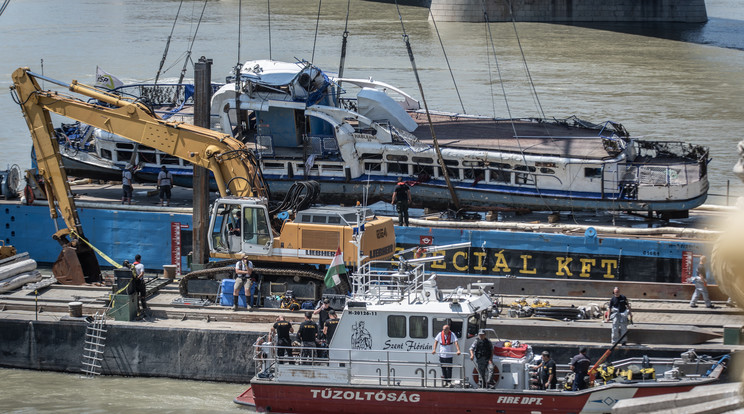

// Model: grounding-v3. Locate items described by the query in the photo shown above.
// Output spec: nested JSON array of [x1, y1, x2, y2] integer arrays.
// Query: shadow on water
[[566, 18, 744, 51]]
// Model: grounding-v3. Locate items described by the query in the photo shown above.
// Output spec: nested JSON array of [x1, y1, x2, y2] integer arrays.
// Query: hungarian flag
[[325, 247, 347, 288]]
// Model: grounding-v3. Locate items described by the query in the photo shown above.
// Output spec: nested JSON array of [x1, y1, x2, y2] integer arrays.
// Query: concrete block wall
[[0, 319, 259, 382], [430, 0, 708, 23]]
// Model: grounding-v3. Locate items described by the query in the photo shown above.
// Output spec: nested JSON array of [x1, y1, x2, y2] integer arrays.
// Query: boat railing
[[253, 342, 470, 388], [349, 260, 429, 305]]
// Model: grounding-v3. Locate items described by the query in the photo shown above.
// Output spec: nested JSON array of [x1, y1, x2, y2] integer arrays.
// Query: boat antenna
[[337, 0, 351, 101], [154, 0, 184, 85], [394, 1, 460, 210], [267, 0, 272, 60], [428, 9, 466, 114], [311, 0, 322, 63], [505, 0, 546, 119], [177, 0, 208, 86]]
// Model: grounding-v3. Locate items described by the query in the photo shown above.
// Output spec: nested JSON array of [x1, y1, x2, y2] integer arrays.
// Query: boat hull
[[236, 380, 710, 414]]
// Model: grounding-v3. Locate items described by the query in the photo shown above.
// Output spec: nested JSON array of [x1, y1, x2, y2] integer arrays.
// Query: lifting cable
[[0, 0, 11, 17], [428, 9, 466, 114], [177, 0, 208, 86], [394, 0, 460, 210], [481, 1, 552, 212], [235, 0, 245, 141], [154, 0, 185, 85], [311, 0, 322, 63], [505, 0, 546, 120], [267, 0, 272, 60], [337, 0, 351, 100]]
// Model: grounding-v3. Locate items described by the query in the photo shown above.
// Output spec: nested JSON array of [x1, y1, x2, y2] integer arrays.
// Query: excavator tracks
[[178, 261, 328, 298]]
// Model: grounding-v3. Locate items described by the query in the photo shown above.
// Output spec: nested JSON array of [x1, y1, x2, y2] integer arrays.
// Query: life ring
[[472, 364, 500, 387]]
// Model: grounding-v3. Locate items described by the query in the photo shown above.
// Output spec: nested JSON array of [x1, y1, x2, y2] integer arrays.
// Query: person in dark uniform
[[391, 178, 412, 226], [298, 311, 319, 364], [569, 348, 591, 391], [469, 329, 493, 388], [323, 309, 339, 344], [313, 298, 333, 336], [533, 350, 557, 390], [271, 315, 294, 364]]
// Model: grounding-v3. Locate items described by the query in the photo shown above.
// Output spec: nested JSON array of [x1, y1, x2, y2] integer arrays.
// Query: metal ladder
[[81, 311, 107, 377]]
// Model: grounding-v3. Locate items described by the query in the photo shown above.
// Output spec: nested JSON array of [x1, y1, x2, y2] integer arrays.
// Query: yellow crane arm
[[11, 68, 268, 205]]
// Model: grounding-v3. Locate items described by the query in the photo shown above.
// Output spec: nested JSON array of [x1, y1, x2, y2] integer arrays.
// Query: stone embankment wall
[[0, 319, 259, 382], [430, 0, 708, 22]]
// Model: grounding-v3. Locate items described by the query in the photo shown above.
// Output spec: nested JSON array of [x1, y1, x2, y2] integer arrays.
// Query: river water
[[0, 0, 742, 410]]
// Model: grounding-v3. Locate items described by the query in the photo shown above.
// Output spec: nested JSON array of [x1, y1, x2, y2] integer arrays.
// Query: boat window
[[488, 168, 510, 183], [328, 216, 341, 224], [535, 162, 556, 168], [386, 154, 408, 162], [409, 316, 428, 339], [466, 314, 480, 338], [412, 156, 433, 164], [539, 167, 555, 174], [464, 168, 485, 182], [116, 143, 135, 150], [161, 154, 180, 165], [364, 162, 382, 172], [490, 162, 511, 170], [514, 165, 536, 172], [515, 172, 534, 185], [264, 162, 284, 169], [433, 318, 463, 339], [585, 167, 602, 178], [386, 162, 407, 175], [116, 150, 133, 163], [138, 152, 156, 164], [414, 165, 434, 181], [387, 315, 406, 338], [312, 215, 326, 224], [361, 153, 383, 160], [300, 215, 312, 223], [101, 149, 112, 160]]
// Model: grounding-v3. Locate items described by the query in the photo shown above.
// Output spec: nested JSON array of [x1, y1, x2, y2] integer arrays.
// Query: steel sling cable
[[429, 8, 466, 114], [311, 0, 322, 63], [154, 0, 185, 85], [481, 0, 552, 212]]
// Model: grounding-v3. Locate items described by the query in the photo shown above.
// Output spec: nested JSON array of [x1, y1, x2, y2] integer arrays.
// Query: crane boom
[[12, 68, 268, 200]]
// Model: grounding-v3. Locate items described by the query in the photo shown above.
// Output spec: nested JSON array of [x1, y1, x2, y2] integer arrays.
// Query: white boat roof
[[239, 60, 306, 86]]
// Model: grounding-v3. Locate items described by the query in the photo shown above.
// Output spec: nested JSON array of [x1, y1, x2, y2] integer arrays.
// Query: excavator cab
[[209, 198, 273, 257]]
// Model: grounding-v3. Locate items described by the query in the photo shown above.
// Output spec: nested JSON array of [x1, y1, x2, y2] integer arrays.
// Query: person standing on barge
[[121, 164, 134, 205], [391, 178, 412, 226], [432, 324, 461, 387], [470, 329, 493, 388], [232, 256, 254, 311], [607, 287, 631, 345], [690, 256, 716, 309], [132, 254, 148, 314], [157, 165, 173, 206]]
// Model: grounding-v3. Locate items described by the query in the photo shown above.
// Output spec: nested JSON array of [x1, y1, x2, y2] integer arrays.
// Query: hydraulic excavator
[[10, 67, 395, 298]]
